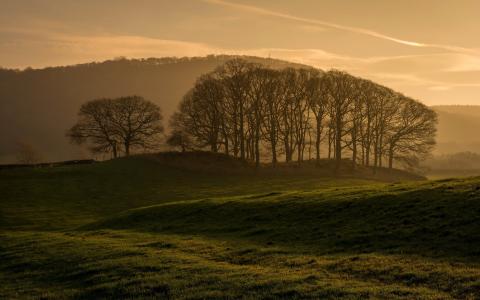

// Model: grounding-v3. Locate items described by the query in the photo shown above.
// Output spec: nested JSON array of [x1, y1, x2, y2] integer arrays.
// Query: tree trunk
[[285, 137, 292, 163], [124, 142, 130, 156], [240, 105, 245, 160], [373, 134, 379, 174], [352, 138, 357, 170], [271, 140, 277, 166], [328, 129, 332, 159], [224, 133, 229, 155], [112, 143, 118, 158], [351, 124, 357, 170], [255, 117, 261, 168], [315, 122, 321, 165], [361, 144, 365, 166], [211, 141, 218, 153], [335, 117, 342, 173], [297, 141, 302, 163], [255, 138, 260, 168], [378, 134, 383, 168], [388, 146, 394, 169], [365, 144, 370, 166]]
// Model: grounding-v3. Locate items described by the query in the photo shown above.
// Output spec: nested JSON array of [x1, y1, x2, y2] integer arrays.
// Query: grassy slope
[[1, 155, 480, 299], [0, 155, 375, 230]]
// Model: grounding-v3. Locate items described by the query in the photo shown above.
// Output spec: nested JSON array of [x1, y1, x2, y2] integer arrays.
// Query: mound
[[143, 151, 252, 174], [125, 151, 426, 181]]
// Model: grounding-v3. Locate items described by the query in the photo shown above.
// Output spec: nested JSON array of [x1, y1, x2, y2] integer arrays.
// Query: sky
[[1, 0, 480, 105]]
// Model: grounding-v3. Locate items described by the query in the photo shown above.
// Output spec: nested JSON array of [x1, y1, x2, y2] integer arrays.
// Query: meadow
[[1, 153, 480, 299]]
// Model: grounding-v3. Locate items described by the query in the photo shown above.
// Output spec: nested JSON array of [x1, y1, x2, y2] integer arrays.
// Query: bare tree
[[176, 75, 225, 152], [15, 141, 42, 164], [325, 70, 356, 172], [67, 98, 120, 158], [385, 96, 437, 169], [67, 96, 163, 158], [110, 96, 164, 155], [278, 69, 298, 163], [260, 69, 283, 166], [215, 59, 255, 159], [306, 70, 329, 165], [245, 65, 268, 168], [166, 112, 192, 152], [371, 87, 397, 171]]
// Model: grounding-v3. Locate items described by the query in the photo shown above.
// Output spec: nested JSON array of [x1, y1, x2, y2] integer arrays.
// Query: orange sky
[[1, 0, 480, 105]]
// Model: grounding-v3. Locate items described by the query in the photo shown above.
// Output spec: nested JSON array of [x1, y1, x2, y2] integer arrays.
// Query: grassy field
[[1, 153, 480, 299]]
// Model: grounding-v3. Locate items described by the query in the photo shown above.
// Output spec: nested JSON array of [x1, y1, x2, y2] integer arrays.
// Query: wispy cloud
[[0, 26, 224, 66], [2, 24, 480, 102], [204, 0, 480, 56]]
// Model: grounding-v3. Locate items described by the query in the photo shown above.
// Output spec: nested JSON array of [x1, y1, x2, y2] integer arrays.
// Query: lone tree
[[67, 96, 163, 158], [15, 141, 42, 164]]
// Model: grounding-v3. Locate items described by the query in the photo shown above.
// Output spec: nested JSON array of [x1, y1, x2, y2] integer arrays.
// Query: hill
[[432, 105, 480, 154], [2, 56, 480, 164], [0, 55, 307, 163], [1, 155, 480, 298]]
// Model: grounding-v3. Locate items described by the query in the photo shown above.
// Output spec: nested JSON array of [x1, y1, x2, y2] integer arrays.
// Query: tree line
[[168, 59, 437, 171], [66, 59, 437, 172]]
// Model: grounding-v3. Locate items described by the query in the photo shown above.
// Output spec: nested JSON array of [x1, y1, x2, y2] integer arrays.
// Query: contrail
[[205, 0, 479, 55]]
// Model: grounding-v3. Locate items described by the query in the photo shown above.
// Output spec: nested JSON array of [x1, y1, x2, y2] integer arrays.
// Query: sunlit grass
[[1, 155, 480, 299]]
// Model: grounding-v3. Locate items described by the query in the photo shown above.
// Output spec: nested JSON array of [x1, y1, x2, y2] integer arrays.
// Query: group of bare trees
[[67, 96, 164, 158], [169, 59, 437, 171]]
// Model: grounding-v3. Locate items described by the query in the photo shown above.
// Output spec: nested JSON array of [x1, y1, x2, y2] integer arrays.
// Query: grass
[[1, 153, 480, 299]]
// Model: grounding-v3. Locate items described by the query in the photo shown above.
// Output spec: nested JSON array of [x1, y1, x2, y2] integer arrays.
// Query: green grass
[[1, 154, 480, 299], [0, 155, 375, 230]]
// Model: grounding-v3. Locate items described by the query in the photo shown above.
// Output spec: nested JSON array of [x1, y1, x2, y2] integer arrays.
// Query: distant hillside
[[0, 55, 306, 163], [1, 56, 479, 163], [432, 105, 480, 154]]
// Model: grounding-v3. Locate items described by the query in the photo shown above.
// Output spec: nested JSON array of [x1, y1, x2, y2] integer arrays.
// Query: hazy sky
[[1, 0, 480, 105]]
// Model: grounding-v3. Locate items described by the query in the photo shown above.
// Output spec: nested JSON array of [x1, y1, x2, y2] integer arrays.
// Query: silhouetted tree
[[306, 70, 329, 165], [110, 96, 164, 155], [67, 98, 120, 158], [15, 141, 42, 164], [325, 70, 356, 172], [167, 112, 192, 152], [67, 96, 163, 158], [216, 59, 256, 159], [176, 75, 224, 152], [385, 96, 437, 169]]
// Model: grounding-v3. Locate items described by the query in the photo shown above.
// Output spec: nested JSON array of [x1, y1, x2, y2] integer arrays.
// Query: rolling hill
[[432, 105, 480, 154], [1, 154, 480, 298]]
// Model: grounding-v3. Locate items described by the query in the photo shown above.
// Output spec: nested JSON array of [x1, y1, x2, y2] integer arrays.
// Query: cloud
[[2, 24, 480, 98], [297, 24, 327, 33], [204, 0, 480, 56], [57, 34, 222, 58], [445, 55, 480, 72], [0, 26, 224, 66]]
